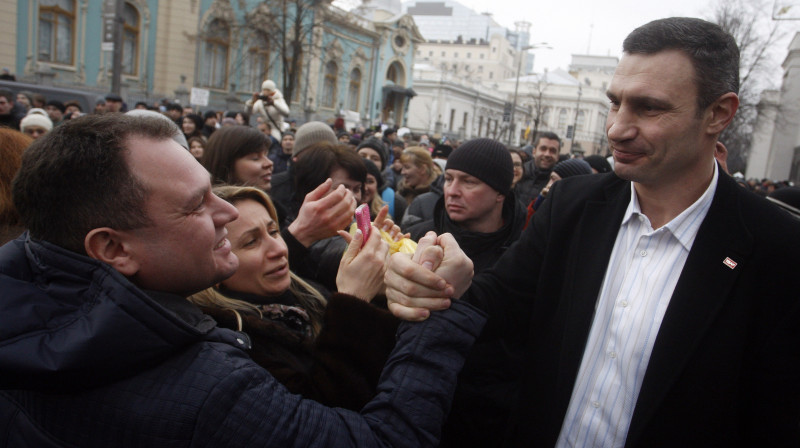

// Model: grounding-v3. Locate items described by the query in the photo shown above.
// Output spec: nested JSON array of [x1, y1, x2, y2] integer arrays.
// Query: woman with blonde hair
[[396, 146, 438, 206], [189, 185, 398, 410]]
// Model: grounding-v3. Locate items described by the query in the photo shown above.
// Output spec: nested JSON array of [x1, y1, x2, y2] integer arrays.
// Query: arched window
[[38, 0, 75, 65], [576, 110, 586, 130], [200, 19, 229, 89], [322, 61, 337, 108], [243, 31, 269, 92], [386, 62, 401, 85], [557, 109, 568, 131], [347, 68, 361, 111], [121, 3, 139, 75]]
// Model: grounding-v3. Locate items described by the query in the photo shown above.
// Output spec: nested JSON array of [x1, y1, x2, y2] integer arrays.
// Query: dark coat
[[512, 158, 551, 208], [199, 292, 399, 411], [400, 176, 444, 230], [0, 234, 486, 447], [406, 192, 528, 448], [465, 170, 800, 447]]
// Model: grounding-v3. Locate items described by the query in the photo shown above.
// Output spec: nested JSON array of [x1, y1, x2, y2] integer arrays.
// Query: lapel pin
[[723, 257, 737, 270]]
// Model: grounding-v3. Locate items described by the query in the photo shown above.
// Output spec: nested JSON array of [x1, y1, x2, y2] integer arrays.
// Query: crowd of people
[[0, 16, 799, 447]]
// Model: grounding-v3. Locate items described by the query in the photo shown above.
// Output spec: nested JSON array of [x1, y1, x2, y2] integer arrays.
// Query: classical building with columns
[[1, 0, 423, 126]]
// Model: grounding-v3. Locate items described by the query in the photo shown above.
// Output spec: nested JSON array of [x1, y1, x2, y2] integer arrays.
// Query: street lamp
[[508, 42, 551, 146]]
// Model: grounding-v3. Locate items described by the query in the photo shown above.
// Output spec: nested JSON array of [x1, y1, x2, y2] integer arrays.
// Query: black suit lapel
[[556, 179, 632, 413], [626, 173, 754, 446]]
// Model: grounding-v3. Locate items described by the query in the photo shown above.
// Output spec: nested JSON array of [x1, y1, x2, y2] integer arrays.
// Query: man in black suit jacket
[[385, 17, 800, 447]]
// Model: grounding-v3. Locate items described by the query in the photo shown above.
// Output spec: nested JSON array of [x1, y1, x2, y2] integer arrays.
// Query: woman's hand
[[373, 205, 409, 242], [336, 225, 389, 302]]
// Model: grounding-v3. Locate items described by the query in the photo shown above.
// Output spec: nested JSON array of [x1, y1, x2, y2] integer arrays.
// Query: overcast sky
[[422, 0, 800, 88]]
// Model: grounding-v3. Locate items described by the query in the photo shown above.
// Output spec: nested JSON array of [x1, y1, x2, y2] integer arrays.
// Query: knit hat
[[432, 144, 453, 159], [363, 158, 385, 190], [20, 108, 53, 132], [553, 158, 592, 179], [357, 138, 388, 169], [583, 154, 612, 173], [445, 138, 513, 195], [261, 80, 276, 92], [45, 100, 66, 113], [293, 121, 337, 157]]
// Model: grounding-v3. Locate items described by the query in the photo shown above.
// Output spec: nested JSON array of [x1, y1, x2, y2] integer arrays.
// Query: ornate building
[[2, 0, 423, 126]]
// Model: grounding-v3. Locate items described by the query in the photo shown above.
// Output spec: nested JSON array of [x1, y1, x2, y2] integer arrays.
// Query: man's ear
[[84, 228, 140, 276], [497, 193, 506, 204], [706, 92, 739, 135]]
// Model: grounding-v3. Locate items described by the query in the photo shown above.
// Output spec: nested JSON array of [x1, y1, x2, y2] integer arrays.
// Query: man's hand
[[288, 179, 357, 247], [385, 232, 473, 321]]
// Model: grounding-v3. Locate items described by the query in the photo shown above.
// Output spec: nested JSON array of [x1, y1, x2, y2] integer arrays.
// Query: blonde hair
[[399, 146, 437, 188], [188, 185, 327, 338]]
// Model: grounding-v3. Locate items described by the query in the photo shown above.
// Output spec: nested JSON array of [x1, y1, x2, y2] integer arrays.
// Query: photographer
[[246, 79, 290, 141]]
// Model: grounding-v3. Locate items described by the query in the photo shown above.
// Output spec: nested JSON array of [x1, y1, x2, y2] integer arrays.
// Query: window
[[454, 52, 458, 57], [348, 68, 361, 111], [200, 19, 230, 89], [322, 61, 338, 108], [467, 52, 471, 58], [449, 109, 455, 130], [478, 66, 483, 72], [478, 116, 483, 136], [480, 53, 484, 59], [492, 47, 496, 53], [462, 111, 468, 128], [489, 72, 493, 79], [242, 32, 269, 92], [121, 3, 139, 75], [441, 51, 446, 57], [557, 109, 568, 130], [38, 0, 75, 65], [576, 110, 586, 130], [428, 51, 433, 56]]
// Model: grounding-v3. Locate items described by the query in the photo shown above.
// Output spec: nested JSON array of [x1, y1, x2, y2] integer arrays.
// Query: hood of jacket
[[0, 234, 226, 391]]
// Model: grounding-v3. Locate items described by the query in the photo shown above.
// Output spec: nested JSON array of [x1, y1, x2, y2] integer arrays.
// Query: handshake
[[385, 231, 474, 321]]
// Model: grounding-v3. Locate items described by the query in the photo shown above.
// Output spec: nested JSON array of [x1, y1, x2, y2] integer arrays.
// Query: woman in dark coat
[[189, 186, 398, 410]]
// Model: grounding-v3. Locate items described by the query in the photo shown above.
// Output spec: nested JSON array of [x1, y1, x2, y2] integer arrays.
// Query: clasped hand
[[384, 231, 474, 321]]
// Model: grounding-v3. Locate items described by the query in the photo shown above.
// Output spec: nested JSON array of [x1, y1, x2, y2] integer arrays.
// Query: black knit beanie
[[363, 158, 385, 190], [553, 158, 592, 179], [446, 138, 513, 195], [357, 138, 388, 169]]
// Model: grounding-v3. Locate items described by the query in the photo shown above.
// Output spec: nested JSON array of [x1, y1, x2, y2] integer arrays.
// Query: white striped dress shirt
[[556, 163, 719, 448]]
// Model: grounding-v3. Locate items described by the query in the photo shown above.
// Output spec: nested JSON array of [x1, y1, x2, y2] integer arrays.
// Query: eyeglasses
[[513, 162, 522, 168]]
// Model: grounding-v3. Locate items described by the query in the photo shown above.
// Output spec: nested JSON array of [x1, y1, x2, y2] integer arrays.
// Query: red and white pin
[[723, 257, 737, 270]]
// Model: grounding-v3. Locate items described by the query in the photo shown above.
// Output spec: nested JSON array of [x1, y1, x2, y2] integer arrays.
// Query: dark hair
[[182, 113, 204, 137], [46, 100, 66, 113], [294, 143, 366, 201], [166, 103, 183, 112], [534, 131, 561, 148], [64, 100, 82, 112], [201, 125, 269, 185], [12, 114, 176, 253], [623, 17, 739, 113]]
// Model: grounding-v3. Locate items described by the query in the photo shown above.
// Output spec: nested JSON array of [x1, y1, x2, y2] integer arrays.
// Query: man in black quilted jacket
[[0, 114, 485, 447]]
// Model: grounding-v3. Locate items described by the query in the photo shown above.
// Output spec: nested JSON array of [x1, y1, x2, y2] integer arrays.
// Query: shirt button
[[640, 250, 647, 257], [620, 300, 628, 307], [592, 401, 600, 408], [608, 351, 617, 358]]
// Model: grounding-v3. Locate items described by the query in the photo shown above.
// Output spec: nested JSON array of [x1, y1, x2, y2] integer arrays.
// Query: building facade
[[747, 32, 800, 183], [3, 0, 422, 126]]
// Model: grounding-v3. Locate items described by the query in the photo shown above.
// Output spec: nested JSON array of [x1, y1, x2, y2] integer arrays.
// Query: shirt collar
[[620, 161, 719, 250]]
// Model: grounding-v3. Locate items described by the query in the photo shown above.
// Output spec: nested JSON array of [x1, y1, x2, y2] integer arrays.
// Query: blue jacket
[[0, 235, 486, 447]]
